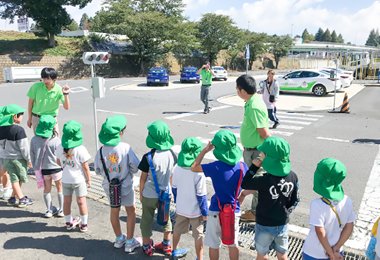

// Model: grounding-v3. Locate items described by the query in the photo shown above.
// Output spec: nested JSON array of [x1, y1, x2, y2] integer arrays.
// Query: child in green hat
[[172, 137, 207, 260], [0, 104, 34, 207], [94, 115, 141, 253], [138, 120, 176, 256], [241, 136, 299, 260], [191, 130, 248, 260], [302, 158, 356, 260], [0, 106, 12, 200], [30, 115, 64, 218], [55, 120, 91, 232]]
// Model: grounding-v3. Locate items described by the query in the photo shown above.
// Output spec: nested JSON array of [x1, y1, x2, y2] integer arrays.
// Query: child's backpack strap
[[321, 197, 342, 228], [147, 152, 161, 197]]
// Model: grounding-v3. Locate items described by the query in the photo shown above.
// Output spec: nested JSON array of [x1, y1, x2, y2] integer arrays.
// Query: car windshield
[[150, 69, 165, 73], [213, 67, 224, 70], [184, 68, 197, 72]]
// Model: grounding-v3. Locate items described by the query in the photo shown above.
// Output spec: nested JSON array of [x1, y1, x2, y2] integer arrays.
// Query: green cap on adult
[[178, 137, 203, 167], [99, 115, 127, 146], [0, 104, 26, 126], [35, 115, 56, 138], [257, 136, 291, 177], [62, 120, 83, 149], [146, 121, 174, 150], [211, 130, 242, 165], [313, 158, 346, 201]]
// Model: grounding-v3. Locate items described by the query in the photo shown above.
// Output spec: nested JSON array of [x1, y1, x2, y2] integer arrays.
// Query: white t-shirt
[[303, 195, 356, 258], [172, 166, 207, 218], [56, 145, 91, 184]]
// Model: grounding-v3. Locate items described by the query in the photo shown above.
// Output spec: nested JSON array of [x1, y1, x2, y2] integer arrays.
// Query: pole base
[[328, 110, 341, 113]]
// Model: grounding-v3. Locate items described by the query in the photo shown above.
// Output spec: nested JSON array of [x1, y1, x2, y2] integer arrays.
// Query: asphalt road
[[0, 76, 379, 230]]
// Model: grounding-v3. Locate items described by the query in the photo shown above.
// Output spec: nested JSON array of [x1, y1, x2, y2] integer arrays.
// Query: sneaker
[[272, 122, 280, 129], [155, 242, 172, 256], [18, 196, 35, 208], [143, 239, 154, 257], [79, 223, 88, 232], [125, 237, 142, 253], [240, 210, 256, 222], [56, 208, 64, 218], [2, 189, 12, 200], [114, 234, 127, 248], [0, 189, 4, 198], [45, 209, 53, 218], [7, 197, 17, 206], [66, 217, 81, 230], [172, 248, 190, 259]]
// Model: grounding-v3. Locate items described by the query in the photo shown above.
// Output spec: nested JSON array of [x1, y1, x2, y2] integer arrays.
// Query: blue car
[[180, 66, 200, 83], [147, 67, 169, 86]]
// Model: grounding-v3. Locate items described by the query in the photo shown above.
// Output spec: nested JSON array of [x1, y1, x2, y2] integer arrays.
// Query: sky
[[1, 0, 379, 46]]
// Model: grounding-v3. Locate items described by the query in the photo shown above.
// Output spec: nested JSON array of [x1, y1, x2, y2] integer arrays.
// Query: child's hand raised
[[62, 84, 70, 94], [252, 159, 262, 167], [203, 141, 215, 153]]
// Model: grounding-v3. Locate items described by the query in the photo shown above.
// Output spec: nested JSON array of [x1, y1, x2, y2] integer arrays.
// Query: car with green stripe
[[276, 69, 343, 96]]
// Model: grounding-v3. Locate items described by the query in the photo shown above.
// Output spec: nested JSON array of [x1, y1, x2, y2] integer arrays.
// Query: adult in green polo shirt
[[236, 74, 271, 222], [196, 62, 215, 114], [27, 67, 70, 134]]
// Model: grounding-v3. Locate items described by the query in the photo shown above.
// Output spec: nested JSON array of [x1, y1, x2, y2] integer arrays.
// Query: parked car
[[319, 67, 353, 88], [147, 67, 169, 86], [276, 69, 343, 96], [211, 66, 228, 81], [180, 66, 200, 83]]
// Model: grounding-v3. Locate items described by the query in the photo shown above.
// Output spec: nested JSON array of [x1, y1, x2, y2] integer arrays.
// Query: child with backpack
[[55, 120, 91, 232], [191, 130, 248, 260], [302, 158, 356, 260], [0, 106, 12, 200], [172, 137, 208, 260], [138, 121, 177, 256], [94, 115, 141, 252], [30, 115, 64, 218]]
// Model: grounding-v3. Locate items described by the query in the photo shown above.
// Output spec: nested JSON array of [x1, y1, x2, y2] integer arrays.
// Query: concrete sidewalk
[[0, 176, 257, 260]]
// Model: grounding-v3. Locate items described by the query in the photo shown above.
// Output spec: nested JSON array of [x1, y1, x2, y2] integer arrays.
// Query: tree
[[315, 28, 324, 41], [269, 35, 293, 69], [246, 32, 268, 70], [331, 30, 338, 42], [302, 29, 310, 42], [322, 29, 332, 42], [79, 13, 91, 30], [197, 13, 239, 66], [337, 33, 344, 43], [63, 20, 79, 31], [0, 0, 92, 47], [365, 29, 379, 47]]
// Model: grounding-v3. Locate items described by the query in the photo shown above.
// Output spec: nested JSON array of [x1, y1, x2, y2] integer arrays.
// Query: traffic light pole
[[91, 64, 100, 151]]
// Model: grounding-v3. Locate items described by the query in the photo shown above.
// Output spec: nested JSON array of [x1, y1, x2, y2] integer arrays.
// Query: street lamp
[[248, 21, 250, 32]]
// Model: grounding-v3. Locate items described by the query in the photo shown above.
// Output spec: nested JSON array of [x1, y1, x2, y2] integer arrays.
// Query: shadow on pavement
[[0, 208, 44, 218], [0, 221, 63, 233], [3, 235, 171, 259]]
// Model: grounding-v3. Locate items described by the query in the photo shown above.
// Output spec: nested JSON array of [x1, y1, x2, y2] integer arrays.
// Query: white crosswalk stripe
[[278, 119, 312, 125], [277, 115, 319, 121]]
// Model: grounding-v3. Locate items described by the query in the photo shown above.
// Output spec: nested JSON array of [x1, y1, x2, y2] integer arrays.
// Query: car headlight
[[148, 74, 153, 76], [163, 74, 168, 76]]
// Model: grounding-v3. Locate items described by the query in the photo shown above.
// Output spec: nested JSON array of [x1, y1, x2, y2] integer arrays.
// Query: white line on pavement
[[97, 109, 138, 116], [316, 137, 350, 143], [181, 120, 224, 127], [280, 120, 311, 125], [165, 105, 231, 120], [270, 130, 294, 137], [276, 125, 304, 130], [70, 86, 89, 93], [276, 111, 324, 118], [277, 115, 319, 121]]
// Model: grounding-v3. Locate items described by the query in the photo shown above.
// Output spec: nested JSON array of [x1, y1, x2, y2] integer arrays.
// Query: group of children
[[0, 100, 359, 260]]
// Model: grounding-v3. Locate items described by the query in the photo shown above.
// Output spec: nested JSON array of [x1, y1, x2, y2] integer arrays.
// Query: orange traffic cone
[[340, 93, 350, 113]]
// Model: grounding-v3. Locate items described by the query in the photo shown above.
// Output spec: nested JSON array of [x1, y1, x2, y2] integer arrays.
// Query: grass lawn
[[0, 30, 88, 56]]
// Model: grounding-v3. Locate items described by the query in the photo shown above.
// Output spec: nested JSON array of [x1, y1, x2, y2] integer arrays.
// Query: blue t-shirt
[[202, 161, 248, 213]]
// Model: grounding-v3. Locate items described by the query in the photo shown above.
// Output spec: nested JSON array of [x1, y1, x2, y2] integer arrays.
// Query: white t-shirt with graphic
[[172, 166, 207, 218], [56, 145, 91, 184], [302, 195, 356, 258]]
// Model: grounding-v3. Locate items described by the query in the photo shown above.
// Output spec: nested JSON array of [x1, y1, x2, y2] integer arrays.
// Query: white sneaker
[[125, 237, 142, 253], [45, 209, 53, 218], [2, 189, 12, 200], [114, 234, 127, 248], [56, 208, 64, 217]]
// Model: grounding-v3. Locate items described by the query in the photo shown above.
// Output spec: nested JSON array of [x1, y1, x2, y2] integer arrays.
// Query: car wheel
[[166, 83, 169, 86], [312, 84, 326, 96], [224, 78, 227, 81], [197, 80, 200, 84], [147, 82, 151, 86]]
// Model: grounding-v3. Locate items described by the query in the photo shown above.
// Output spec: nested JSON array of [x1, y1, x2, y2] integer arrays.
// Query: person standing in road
[[235, 74, 271, 222], [260, 70, 280, 129], [27, 67, 70, 134], [196, 62, 215, 114]]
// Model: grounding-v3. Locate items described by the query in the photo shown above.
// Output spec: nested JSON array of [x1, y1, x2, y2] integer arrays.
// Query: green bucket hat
[[178, 137, 203, 167], [257, 137, 291, 177], [62, 120, 83, 149], [99, 115, 127, 146], [313, 158, 346, 201], [211, 130, 242, 165], [0, 104, 26, 126], [146, 121, 174, 150], [35, 115, 56, 138]]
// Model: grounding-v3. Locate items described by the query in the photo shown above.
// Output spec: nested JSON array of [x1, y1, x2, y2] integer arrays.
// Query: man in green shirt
[[236, 75, 271, 222], [26, 68, 70, 134], [196, 62, 215, 114]]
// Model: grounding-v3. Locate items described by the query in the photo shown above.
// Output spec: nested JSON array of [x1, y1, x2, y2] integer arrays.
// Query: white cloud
[[64, 0, 105, 23], [215, 0, 380, 45]]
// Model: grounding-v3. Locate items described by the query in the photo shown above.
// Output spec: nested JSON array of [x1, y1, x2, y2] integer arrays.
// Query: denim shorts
[[255, 223, 289, 255]]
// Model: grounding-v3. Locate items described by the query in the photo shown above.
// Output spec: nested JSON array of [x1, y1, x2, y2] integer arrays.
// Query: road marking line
[[276, 112, 324, 118], [276, 125, 303, 130], [181, 119, 224, 127], [277, 115, 319, 121], [280, 120, 311, 125], [316, 137, 350, 143], [133, 79, 145, 82], [97, 109, 138, 116], [270, 130, 294, 137], [165, 105, 231, 120], [70, 87, 89, 93]]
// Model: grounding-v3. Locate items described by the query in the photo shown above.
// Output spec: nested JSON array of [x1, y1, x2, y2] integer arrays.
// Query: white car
[[276, 69, 343, 96], [211, 66, 228, 81], [319, 67, 353, 88]]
